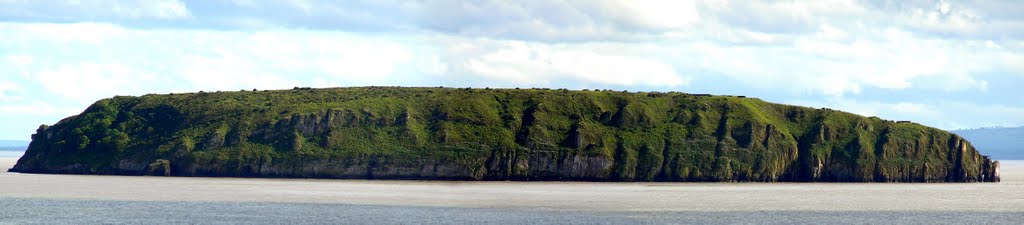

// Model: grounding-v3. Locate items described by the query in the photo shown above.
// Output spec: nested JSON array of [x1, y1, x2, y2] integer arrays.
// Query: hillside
[[10, 87, 999, 182], [953, 127, 1024, 160]]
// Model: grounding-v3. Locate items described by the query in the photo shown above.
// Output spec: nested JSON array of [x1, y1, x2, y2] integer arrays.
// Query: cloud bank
[[0, 0, 1022, 140]]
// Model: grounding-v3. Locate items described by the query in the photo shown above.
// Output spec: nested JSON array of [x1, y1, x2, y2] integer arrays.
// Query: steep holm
[[10, 87, 999, 182]]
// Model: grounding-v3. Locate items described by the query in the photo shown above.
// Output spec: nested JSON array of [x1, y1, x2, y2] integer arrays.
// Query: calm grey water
[[0, 151, 22, 158], [0, 197, 1020, 225], [2, 158, 1023, 224]]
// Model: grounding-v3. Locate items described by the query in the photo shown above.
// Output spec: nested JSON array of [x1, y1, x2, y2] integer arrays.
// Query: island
[[10, 87, 1000, 182]]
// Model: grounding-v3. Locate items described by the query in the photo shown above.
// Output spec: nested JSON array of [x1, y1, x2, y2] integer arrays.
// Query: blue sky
[[1, 0, 1022, 140]]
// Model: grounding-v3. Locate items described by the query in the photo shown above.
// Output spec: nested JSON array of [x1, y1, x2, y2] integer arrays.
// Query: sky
[[0, 0, 1022, 140]]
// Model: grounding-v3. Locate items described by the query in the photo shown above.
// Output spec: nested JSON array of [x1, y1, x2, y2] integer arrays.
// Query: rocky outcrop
[[146, 159, 171, 176], [8, 87, 999, 182]]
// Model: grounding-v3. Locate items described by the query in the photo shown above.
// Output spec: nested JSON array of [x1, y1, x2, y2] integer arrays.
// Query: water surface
[[2, 197, 1020, 224], [1, 157, 1022, 224], [0, 151, 23, 159]]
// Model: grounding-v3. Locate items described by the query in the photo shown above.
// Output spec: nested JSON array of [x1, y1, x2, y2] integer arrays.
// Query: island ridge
[[10, 87, 1000, 182]]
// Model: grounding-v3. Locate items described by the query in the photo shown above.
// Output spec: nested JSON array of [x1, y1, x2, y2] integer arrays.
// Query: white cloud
[[670, 23, 1014, 96], [147, 0, 191, 19], [0, 101, 79, 116], [455, 40, 688, 87], [1, 23, 424, 94], [901, 0, 981, 35], [786, 98, 1024, 130], [694, 0, 1006, 40], [603, 0, 702, 30], [0, 0, 190, 20], [5, 55, 32, 66], [177, 52, 300, 91], [0, 82, 20, 102], [0, 0, 1023, 140], [12, 22, 126, 44], [415, 55, 450, 75], [205, 0, 706, 41], [35, 62, 157, 104], [305, 36, 413, 81]]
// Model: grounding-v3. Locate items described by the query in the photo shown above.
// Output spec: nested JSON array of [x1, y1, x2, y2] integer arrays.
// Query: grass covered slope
[[11, 87, 1000, 182]]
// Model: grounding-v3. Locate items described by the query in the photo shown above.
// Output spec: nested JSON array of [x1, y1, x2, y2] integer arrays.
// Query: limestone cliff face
[[9, 87, 999, 182]]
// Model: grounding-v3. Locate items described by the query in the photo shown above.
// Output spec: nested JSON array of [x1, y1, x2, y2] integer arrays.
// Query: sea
[[0, 151, 23, 159], [1, 154, 1022, 224]]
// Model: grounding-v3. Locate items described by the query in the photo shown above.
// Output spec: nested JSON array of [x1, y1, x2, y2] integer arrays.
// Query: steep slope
[[952, 127, 1024, 160], [10, 87, 999, 182]]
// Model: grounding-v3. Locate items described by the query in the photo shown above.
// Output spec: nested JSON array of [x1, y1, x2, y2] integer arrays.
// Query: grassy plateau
[[11, 87, 1000, 182]]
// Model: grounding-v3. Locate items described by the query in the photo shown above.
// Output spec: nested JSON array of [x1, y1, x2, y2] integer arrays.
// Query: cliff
[[10, 87, 1000, 182]]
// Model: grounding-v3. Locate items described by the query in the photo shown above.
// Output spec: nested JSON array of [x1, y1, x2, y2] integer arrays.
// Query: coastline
[[2, 156, 1023, 212]]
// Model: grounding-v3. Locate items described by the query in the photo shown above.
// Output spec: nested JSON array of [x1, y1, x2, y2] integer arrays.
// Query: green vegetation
[[11, 87, 1000, 182]]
